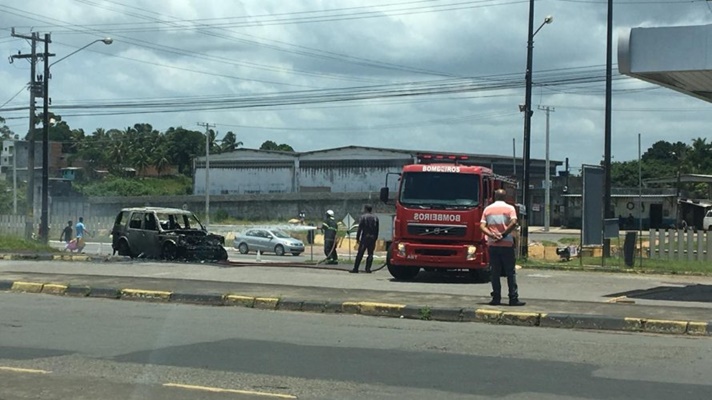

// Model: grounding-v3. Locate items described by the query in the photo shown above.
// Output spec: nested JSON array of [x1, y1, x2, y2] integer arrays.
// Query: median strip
[[0, 279, 710, 337], [10, 281, 44, 293], [120, 289, 172, 301]]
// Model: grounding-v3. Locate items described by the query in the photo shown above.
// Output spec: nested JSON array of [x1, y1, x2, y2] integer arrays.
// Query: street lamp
[[49, 38, 113, 68], [39, 36, 113, 243], [520, 4, 553, 258]]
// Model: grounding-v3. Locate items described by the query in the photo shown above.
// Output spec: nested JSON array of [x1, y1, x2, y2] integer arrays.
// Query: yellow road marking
[[605, 296, 635, 304], [163, 383, 296, 398], [0, 366, 52, 374]]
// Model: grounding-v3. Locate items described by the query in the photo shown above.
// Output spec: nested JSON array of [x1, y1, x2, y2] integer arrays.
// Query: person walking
[[480, 189, 525, 306], [321, 210, 339, 264], [75, 217, 92, 253], [59, 220, 74, 252], [351, 205, 379, 273]]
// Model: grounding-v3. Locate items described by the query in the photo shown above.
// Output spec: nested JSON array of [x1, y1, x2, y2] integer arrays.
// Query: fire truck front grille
[[415, 248, 457, 256], [407, 224, 466, 237]]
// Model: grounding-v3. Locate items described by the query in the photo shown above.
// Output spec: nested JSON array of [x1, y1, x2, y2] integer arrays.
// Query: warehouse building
[[193, 145, 561, 196]]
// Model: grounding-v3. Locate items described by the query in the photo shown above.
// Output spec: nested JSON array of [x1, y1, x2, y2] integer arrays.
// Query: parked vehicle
[[234, 229, 305, 256], [705, 209, 712, 231], [111, 207, 228, 261]]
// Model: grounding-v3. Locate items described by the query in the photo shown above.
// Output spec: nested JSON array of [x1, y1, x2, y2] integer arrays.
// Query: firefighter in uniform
[[322, 210, 339, 264], [351, 204, 379, 273]]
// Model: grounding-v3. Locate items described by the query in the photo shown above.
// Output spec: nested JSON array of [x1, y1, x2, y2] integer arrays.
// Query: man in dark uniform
[[322, 210, 338, 264], [351, 204, 379, 273]]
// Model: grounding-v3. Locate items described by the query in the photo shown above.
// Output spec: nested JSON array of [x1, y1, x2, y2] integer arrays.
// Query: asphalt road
[[4, 258, 712, 309], [1, 292, 711, 400]]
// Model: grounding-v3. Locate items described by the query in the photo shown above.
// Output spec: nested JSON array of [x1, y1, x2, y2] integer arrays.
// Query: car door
[[126, 212, 145, 256], [254, 230, 271, 252], [142, 212, 162, 258], [241, 230, 257, 251]]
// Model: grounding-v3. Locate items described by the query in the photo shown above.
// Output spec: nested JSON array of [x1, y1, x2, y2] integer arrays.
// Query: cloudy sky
[[1, 0, 711, 174]]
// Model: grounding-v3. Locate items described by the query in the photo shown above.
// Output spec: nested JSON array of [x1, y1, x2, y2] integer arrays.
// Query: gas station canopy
[[618, 24, 712, 103]]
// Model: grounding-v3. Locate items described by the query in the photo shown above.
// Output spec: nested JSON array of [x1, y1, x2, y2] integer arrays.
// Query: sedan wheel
[[238, 243, 249, 254], [274, 244, 285, 256]]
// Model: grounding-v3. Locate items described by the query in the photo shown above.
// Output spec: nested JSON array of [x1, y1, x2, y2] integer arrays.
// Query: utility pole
[[538, 105, 554, 232], [563, 157, 569, 228], [197, 122, 215, 228], [603, 0, 613, 257], [9, 29, 39, 240], [512, 138, 516, 176], [40, 33, 52, 243]]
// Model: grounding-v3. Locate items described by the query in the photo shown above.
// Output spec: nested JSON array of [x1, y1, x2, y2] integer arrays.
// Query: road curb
[[1, 280, 710, 337], [0, 252, 132, 262]]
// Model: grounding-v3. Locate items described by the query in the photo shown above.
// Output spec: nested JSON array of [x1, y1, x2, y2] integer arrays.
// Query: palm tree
[[221, 131, 242, 153]]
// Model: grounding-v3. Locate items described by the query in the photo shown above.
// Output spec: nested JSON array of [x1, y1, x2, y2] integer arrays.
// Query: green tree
[[260, 140, 294, 152], [165, 126, 205, 175], [220, 131, 242, 153], [0, 116, 15, 139]]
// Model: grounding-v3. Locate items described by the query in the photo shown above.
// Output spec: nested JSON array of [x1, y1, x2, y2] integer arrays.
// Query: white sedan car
[[233, 229, 305, 256]]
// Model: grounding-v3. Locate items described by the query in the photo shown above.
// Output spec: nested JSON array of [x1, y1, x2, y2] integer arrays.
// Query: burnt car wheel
[[274, 244, 285, 256], [117, 240, 133, 258], [162, 243, 178, 260], [238, 243, 249, 254], [216, 247, 228, 261]]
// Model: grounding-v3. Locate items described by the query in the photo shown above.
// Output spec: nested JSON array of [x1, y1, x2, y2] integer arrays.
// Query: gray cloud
[[1, 0, 712, 173]]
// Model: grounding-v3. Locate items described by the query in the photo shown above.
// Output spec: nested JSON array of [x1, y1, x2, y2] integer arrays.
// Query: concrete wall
[[49, 192, 394, 222]]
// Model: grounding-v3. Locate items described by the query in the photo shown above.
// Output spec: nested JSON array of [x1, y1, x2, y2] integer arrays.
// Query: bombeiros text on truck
[[379, 153, 518, 281]]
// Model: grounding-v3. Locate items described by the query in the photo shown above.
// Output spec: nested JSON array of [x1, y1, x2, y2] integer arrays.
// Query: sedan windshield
[[399, 171, 480, 208]]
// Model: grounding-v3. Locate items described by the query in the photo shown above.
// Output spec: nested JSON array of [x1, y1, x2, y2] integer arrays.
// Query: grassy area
[[558, 237, 580, 245], [77, 176, 192, 196], [521, 255, 712, 275], [0, 235, 57, 253]]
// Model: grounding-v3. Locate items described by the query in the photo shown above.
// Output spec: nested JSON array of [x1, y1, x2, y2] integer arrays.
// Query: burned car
[[111, 207, 228, 261]]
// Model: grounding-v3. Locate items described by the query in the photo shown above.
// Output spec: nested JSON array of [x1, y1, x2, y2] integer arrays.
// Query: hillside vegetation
[[76, 176, 193, 197]]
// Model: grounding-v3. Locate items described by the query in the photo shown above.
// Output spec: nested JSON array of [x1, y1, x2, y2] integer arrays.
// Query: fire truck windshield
[[399, 172, 480, 209]]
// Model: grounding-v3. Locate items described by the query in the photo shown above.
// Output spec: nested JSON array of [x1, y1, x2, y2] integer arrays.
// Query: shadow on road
[[607, 284, 712, 303]]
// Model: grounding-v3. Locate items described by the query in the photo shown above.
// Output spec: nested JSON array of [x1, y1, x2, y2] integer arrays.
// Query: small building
[[562, 191, 678, 230], [61, 167, 84, 181]]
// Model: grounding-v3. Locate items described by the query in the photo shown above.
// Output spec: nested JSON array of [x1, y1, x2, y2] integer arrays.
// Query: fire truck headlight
[[466, 245, 477, 260], [397, 243, 406, 257]]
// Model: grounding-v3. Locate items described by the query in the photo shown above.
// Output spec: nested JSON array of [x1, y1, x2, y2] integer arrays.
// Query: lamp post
[[521, 4, 553, 257], [39, 36, 112, 243]]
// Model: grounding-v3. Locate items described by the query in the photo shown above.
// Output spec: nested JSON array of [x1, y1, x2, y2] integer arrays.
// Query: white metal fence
[[648, 229, 712, 262]]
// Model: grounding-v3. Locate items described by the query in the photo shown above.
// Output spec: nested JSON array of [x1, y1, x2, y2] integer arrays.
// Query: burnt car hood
[[161, 230, 227, 260]]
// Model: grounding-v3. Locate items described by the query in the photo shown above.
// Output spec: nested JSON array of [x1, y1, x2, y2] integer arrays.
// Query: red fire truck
[[379, 153, 517, 281]]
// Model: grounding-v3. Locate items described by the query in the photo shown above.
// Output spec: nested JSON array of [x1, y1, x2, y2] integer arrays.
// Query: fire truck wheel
[[387, 264, 420, 281]]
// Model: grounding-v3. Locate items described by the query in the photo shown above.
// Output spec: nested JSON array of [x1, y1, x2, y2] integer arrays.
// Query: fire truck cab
[[380, 153, 517, 281]]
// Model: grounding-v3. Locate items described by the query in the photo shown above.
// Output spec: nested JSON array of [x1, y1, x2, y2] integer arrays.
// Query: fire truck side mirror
[[379, 187, 390, 204]]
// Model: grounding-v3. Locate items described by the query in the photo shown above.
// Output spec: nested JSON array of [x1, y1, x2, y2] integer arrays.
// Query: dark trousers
[[324, 239, 338, 261], [353, 238, 376, 271], [489, 246, 518, 300]]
